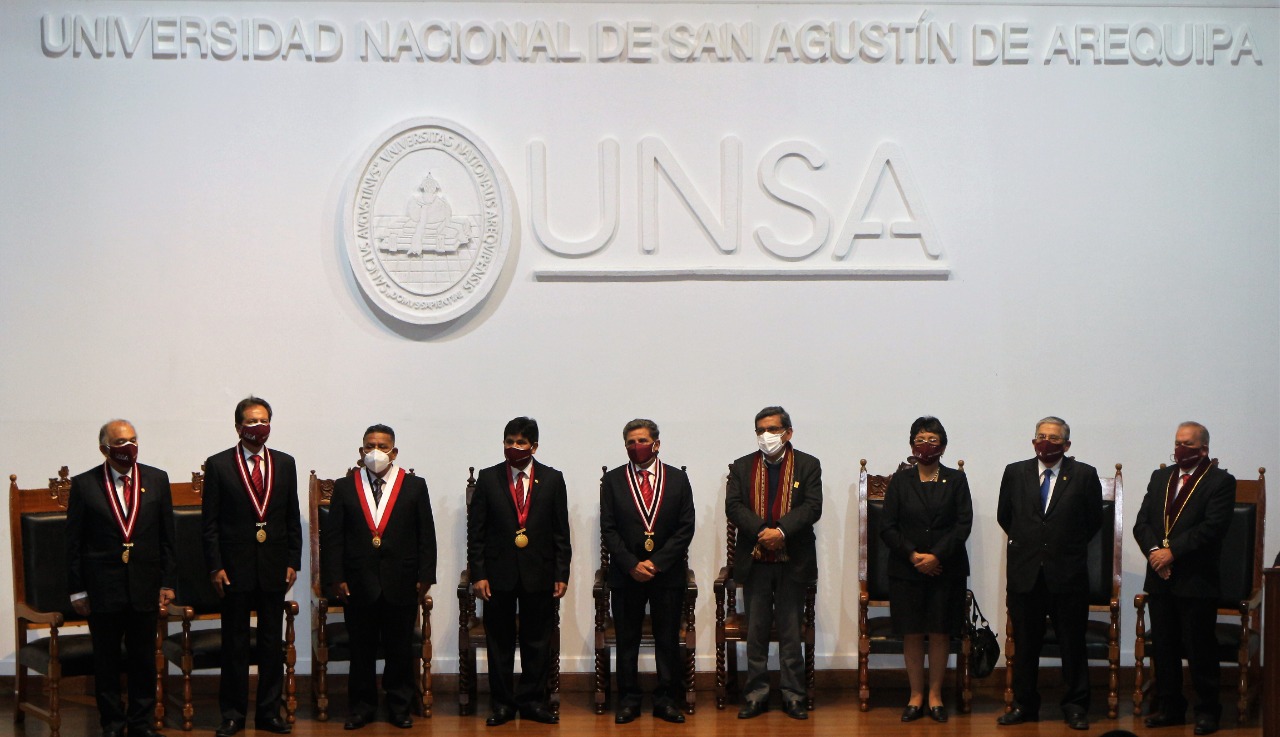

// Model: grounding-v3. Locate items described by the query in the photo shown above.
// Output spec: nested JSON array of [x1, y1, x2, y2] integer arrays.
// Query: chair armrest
[[714, 566, 730, 594], [1133, 592, 1148, 612], [593, 566, 607, 590], [165, 603, 194, 621], [420, 592, 434, 611], [458, 568, 471, 590], [15, 602, 63, 626], [1240, 587, 1264, 611], [686, 569, 698, 595], [285, 600, 300, 617]]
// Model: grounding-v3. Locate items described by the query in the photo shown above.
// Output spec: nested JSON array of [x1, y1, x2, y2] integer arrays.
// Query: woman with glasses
[[880, 416, 973, 723]]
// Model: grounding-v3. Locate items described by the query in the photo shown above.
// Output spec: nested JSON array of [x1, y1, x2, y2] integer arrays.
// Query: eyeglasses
[[912, 437, 941, 446], [1034, 434, 1065, 443], [755, 426, 787, 435]]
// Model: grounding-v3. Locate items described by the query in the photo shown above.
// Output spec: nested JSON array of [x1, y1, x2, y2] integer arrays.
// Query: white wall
[[2, 0, 1277, 676]]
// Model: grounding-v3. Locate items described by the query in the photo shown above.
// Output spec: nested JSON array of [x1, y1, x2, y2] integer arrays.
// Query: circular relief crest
[[344, 118, 513, 324]]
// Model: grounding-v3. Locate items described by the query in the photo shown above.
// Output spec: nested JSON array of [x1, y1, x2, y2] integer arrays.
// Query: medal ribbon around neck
[[354, 467, 405, 544], [508, 462, 535, 528], [1162, 458, 1215, 544], [625, 462, 666, 537], [102, 462, 141, 543], [234, 444, 275, 523]]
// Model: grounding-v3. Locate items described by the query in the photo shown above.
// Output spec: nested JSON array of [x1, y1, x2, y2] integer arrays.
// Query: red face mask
[[627, 444, 657, 465], [912, 442, 943, 464], [104, 442, 138, 466], [239, 423, 271, 446], [504, 446, 533, 465], [1034, 440, 1065, 466], [1174, 445, 1206, 471]]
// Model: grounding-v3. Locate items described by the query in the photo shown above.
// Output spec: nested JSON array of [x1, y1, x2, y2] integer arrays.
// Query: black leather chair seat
[[163, 629, 259, 671], [1041, 619, 1113, 659], [19, 633, 105, 676], [865, 616, 964, 655]]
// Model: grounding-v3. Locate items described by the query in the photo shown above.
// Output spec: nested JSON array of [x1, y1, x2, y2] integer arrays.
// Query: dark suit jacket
[[321, 469, 438, 606], [601, 462, 695, 589], [997, 456, 1103, 594], [468, 459, 572, 593], [1133, 463, 1236, 599], [726, 446, 823, 584], [881, 464, 973, 581], [201, 446, 302, 593], [67, 463, 175, 613]]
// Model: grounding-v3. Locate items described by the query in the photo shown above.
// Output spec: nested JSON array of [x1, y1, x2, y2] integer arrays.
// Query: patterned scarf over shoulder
[[750, 446, 794, 563]]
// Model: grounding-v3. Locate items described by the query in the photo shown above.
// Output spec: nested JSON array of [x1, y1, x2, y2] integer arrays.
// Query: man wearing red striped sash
[[201, 397, 301, 737], [321, 424, 437, 730], [601, 419, 695, 724], [67, 419, 175, 737]]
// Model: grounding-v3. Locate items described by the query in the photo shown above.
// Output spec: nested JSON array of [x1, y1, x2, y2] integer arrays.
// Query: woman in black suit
[[881, 416, 973, 723]]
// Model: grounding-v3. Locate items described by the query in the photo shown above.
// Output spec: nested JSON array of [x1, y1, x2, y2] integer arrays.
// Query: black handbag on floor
[[966, 590, 1000, 678]]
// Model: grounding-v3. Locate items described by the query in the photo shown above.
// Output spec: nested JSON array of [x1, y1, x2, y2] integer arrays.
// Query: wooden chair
[[457, 467, 561, 716], [10, 467, 164, 737], [309, 469, 433, 721], [159, 471, 298, 731], [1134, 465, 1266, 723], [857, 458, 972, 713], [713, 464, 817, 710], [592, 465, 697, 714], [1002, 463, 1124, 718]]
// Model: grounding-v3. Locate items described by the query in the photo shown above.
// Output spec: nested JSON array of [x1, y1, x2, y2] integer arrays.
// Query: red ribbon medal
[[102, 463, 141, 562], [234, 444, 275, 542], [354, 467, 405, 548]]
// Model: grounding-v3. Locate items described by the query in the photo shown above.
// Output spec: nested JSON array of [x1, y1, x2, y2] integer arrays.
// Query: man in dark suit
[[996, 416, 1102, 731], [67, 419, 175, 737], [201, 397, 302, 737], [601, 419, 695, 724], [726, 406, 822, 720], [321, 424, 437, 730], [468, 416, 571, 726], [1133, 421, 1235, 736]]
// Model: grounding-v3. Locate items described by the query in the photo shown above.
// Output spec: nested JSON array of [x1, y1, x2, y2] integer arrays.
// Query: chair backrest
[[1085, 464, 1124, 607], [170, 469, 222, 616], [858, 458, 964, 604], [1218, 467, 1266, 610], [464, 467, 477, 567], [9, 467, 78, 622]]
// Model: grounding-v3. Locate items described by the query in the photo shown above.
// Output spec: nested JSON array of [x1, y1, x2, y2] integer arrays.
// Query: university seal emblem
[[344, 118, 513, 324]]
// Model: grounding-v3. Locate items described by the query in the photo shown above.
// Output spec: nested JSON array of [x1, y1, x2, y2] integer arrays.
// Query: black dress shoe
[[996, 707, 1038, 726], [783, 700, 808, 720], [901, 705, 924, 723], [654, 704, 686, 723], [929, 706, 948, 723], [1065, 711, 1088, 730], [521, 706, 559, 724], [343, 713, 371, 730], [486, 706, 516, 726], [255, 716, 292, 734], [214, 719, 244, 737], [389, 714, 412, 729], [737, 700, 768, 719], [615, 705, 639, 724], [1145, 713, 1187, 728], [1194, 715, 1220, 735]]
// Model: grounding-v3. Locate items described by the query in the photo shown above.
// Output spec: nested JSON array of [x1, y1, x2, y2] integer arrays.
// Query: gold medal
[[122, 548, 131, 563], [644, 536, 655, 552], [372, 536, 382, 548], [1163, 537, 1169, 548], [515, 530, 528, 548], [256, 527, 267, 543]]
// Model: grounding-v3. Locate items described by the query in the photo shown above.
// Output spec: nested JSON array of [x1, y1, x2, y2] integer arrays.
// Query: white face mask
[[364, 448, 392, 475], [757, 431, 786, 457]]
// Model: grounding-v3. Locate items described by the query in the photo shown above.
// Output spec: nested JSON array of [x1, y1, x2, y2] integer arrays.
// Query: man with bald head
[[997, 416, 1102, 731], [1134, 421, 1235, 736], [67, 420, 175, 737]]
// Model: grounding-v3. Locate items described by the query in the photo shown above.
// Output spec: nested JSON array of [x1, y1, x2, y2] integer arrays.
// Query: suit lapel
[[1025, 461, 1045, 518], [1045, 458, 1073, 518]]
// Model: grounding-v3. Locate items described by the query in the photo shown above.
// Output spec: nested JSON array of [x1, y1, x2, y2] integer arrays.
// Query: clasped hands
[[629, 560, 659, 582], [911, 552, 943, 576], [1147, 548, 1175, 580], [757, 527, 785, 551], [472, 579, 567, 600]]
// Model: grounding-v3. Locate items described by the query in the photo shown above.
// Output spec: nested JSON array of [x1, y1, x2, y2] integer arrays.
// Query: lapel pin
[[793, 481, 799, 488]]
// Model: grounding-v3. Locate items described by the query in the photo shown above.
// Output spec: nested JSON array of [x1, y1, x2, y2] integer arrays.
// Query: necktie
[[639, 470, 654, 506], [251, 455, 264, 499], [1168, 473, 1193, 517], [372, 477, 385, 506], [516, 471, 527, 508], [1040, 469, 1052, 512], [121, 474, 132, 512]]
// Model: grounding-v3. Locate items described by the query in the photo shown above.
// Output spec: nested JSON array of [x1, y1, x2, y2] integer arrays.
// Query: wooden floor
[[0, 685, 1262, 737]]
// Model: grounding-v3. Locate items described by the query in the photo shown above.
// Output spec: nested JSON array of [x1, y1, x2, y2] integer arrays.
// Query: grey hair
[[1035, 416, 1070, 441], [623, 418, 659, 440], [1178, 421, 1210, 446], [98, 419, 134, 446]]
